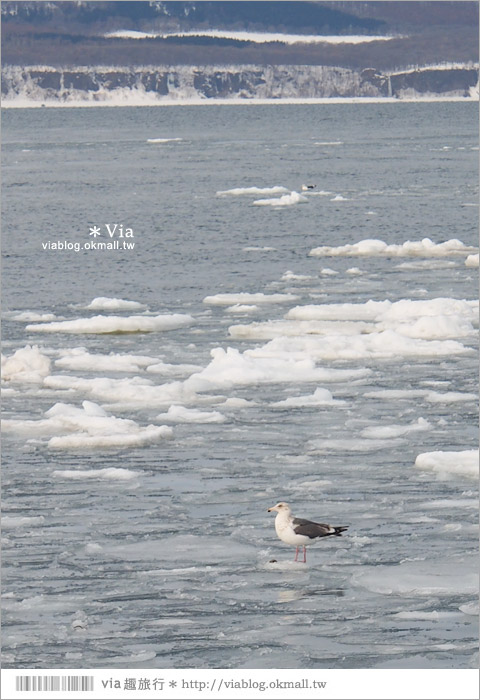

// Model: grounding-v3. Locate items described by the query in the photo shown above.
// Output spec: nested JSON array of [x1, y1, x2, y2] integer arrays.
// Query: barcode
[[15, 676, 94, 692]]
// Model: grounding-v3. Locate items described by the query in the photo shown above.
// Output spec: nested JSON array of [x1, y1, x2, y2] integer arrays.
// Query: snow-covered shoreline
[[2, 94, 477, 109]]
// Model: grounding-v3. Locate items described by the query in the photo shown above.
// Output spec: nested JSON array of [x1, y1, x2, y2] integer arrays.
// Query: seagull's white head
[[267, 502, 291, 515]]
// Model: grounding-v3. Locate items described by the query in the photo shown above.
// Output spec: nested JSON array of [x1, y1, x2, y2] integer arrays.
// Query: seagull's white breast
[[275, 513, 311, 546]]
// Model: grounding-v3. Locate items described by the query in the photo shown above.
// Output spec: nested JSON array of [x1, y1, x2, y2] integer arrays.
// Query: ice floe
[[253, 191, 308, 206], [424, 391, 478, 403], [83, 297, 145, 311], [309, 237, 478, 258], [1, 345, 51, 383], [155, 405, 226, 423], [270, 297, 478, 349], [55, 347, 159, 373], [2, 400, 172, 449], [287, 298, 478, 324], [465, 253, 479, 267], [314, 141, 344, 145], [229, 319, 374, 339], [364, 389, 477, 403], [8, 312, 57, 322], [308, 437, 403, 453], [353, 557, 477, 596], [414, 450, 479, 479], [216, 186, 289, 196], [245, 332, 470, 362], [390, 610, 442, 621], [203, 292, 298, 305], [147, 137, 182, 144], [185, 347, 370, 391], [42, 374, 197, 409], [281, 271, 314, 281], [459, 601, 479, 616], [360, 417, 432, 439], [226, 304, 260, 314], [56, 349, 198, 378], [52, 467, 140, 480], [42, 346, 364, 412], [1, 515, 45, 529], [105, 534, 256, 564], [271, 387, 346, 407], [26, 313, 194, 334]]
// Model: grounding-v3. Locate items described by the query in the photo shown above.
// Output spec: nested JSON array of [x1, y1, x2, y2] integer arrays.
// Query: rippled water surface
[[2, 102, 478, 670]]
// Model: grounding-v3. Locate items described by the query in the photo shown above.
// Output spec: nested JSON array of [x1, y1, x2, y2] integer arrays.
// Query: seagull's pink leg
[[294, 547, 299, 561], [302, 546, 307, 563]]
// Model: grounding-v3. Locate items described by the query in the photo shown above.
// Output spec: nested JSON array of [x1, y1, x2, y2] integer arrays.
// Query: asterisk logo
[[169, 681, 177, 688], [89, 225, 102, 238]]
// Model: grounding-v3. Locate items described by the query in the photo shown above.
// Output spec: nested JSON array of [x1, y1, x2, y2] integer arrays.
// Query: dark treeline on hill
[[1, 1, 386, 34], [1, 1, 478, 71], [3, 29, 477, 72]]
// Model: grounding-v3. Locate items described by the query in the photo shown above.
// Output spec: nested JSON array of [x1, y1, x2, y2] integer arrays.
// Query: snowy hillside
[[1, 1, 478, 105]]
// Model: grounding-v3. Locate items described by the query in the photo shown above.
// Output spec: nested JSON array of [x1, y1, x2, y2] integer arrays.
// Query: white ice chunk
[[156, 405, 226, 423], [272, 387, 346, 407], [42, 374, 201, 409], [52, 467, 140, 480], [229, 319, 375, 339], [425, 391, 478, 403], [459, 601, 479, 616], [249, 331, 470, 361], [9, 312, 57, 322], [253, 191, 308, 206], [147, 137, 182, 143], [287, 298, 478, 325], [1, 345, 51, 383], [1, 515, 45, 529], [48, 426, 171, 449], [281, 270, 314, 281], [226, 304, 259, 313], [361, 417, 432, 439], [308, 437, 402, 453], [415, 450, 479, 479], [3, 400, 172, 450], [26, 314, 193, 334], [216, 186, 289, 196], [185, 346, 369, 392], [465, 253, 479, 267], [391, 610, 441, 621], [286, 300, 391, 321], [309, 237, 478, 258], [84, 297, 145, 311], [203, 292, 298, 305], [55, 347, 160, 373]]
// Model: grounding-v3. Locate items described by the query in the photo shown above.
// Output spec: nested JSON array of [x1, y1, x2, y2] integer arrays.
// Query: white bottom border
[[1, 669, 479, 700]]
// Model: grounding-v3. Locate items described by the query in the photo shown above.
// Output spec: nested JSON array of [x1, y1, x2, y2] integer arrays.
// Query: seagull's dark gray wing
[[293, 517, 333, 539], [293, 517, 348, 539]]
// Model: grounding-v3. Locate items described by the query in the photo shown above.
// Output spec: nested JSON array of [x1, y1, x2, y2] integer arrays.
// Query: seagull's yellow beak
[[267, 505, 278, 513]]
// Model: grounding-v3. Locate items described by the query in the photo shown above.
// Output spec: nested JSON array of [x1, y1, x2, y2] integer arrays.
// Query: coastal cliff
[[2, 63, 477, 104]]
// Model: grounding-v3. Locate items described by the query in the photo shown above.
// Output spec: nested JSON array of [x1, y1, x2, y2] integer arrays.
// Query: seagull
[[301, 184, 316, 191], [267, 502, 348, 563]]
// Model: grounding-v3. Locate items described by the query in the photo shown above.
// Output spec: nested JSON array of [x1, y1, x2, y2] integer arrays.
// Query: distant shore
[[2, 94, 477, 109]]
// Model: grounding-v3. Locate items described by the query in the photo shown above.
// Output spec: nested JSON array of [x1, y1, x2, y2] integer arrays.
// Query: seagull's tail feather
[[333, 526, 348, 536]]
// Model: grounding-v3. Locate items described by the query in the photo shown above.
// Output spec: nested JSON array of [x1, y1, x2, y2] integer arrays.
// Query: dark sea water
[[1, 102, 478, 670]]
